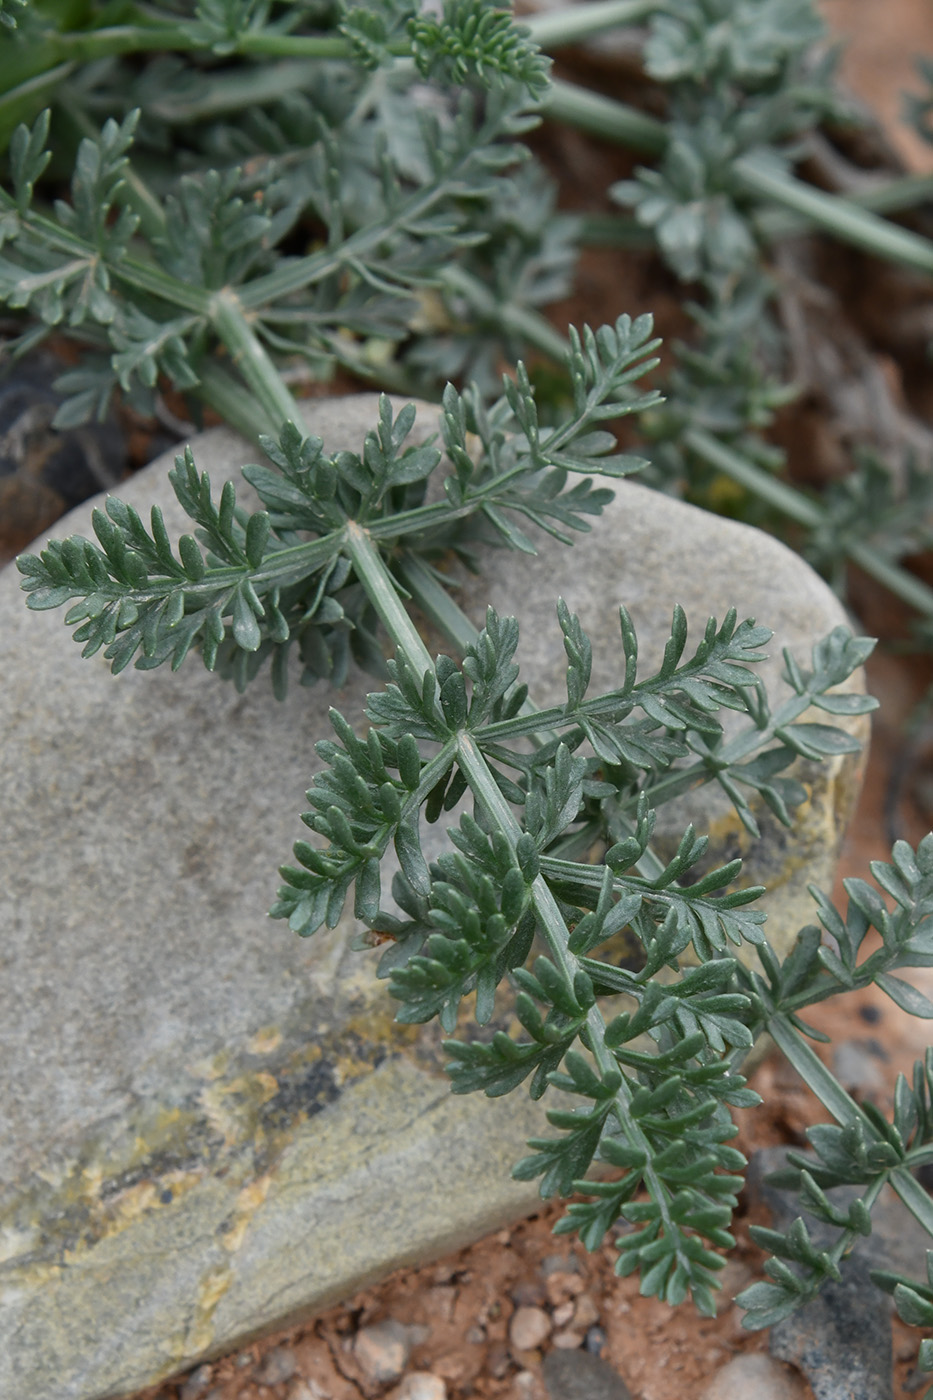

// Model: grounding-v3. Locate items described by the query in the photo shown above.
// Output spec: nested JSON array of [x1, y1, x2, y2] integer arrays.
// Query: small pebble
[[545, 1272, 584, 1306], [255, 1345, 298, 1386], [585, 1325, 608, 1356], [699, 1353, 812, 1400], [541, 1253, 581, 1276], [388, 1373, 448, 1400], [510, 1305, 552, 1351], [572, 1292, 600, 1329], [286, 1383, 324, 1400], [552, 1302, 575, 1327], [465, 1325, 485, 1345], [355, 1319, 412, 1384], [488, 1344, 511, 1378], [511, 1278, 547, 1307], [542, 1349, 633, 1400], [552, 1328, 585, 1349], [179, 1364, 213, 1400]]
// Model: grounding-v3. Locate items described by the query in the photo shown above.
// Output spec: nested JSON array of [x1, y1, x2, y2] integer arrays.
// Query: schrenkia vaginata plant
[[5, 0, 933, 1373]]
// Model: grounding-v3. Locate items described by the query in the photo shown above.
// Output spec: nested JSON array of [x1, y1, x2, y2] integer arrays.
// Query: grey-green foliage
[[728, 836, 933, 1336], [267, 583, 874, 1315], [0, 0, 26, 29], [611, 0, 842, 484], [18, 313, 661, 692], [11, 0, 933, 1355], [0, 0, 559, 424], [17, 295, 886, 1318]]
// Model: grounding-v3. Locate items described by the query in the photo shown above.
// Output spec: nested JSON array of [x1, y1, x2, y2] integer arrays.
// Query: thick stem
[[543, 79, 666, 155], [440, 266, 573, 364], [734, 156, 933, 280], [208, 289, 303, 431], [343, 522, 435, 680], [524, 0, 657, 50], [686, 428, 933, 619], [769, 1014, 933, 1239], [196, 361, 279, 441], [455, 733, 682, 1249]]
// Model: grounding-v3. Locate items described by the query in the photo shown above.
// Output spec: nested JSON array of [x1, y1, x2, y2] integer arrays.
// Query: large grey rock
[[0, 395, 866, 1400]]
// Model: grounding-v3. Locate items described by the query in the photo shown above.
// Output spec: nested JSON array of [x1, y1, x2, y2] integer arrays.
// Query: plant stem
[[440, 265, 573, 364], [769, 1013, 933, 1238], [396, 550, 480, 656], [208, 290, 303, 430], [754, 171, 933, 241], [733, 155, 933, 280], [546, 77, 933, 278], [196, 361, 279, 440], [343, 522, 435, 679], [455, 733, 682, 1248], [543, 79, 666, 155], [524, 0, 656, 50], [685, 428, 933, 619]]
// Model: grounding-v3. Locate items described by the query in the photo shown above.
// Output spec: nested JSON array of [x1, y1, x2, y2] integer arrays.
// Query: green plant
[[5, 0, 933, 1382]]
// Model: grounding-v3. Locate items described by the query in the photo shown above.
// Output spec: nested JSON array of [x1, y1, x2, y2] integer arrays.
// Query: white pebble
[[510, 1305, 552, 1351], [354, 1319, 412, 1383], [388, 1373, 447, 1400], [699, 1353, 812, 1400]]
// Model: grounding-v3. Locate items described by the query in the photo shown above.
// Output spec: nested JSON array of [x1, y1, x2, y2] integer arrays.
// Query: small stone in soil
[[286, 1383, 323, 1400], [541, 1254, 581, 1276], [354, 1319, 412, 1384], [510, 1306, 552, 1351], [541, 1349, 633, 1400], [255, 1345, 298, 1386], [585, 1326, 608, 1356], [552, 1328, 585, 1349], [699, 1353, 813, 1400], [571, 1292, 600, 1329], [387, 1372, 448, 1400], [511, 1279, 547, 1307], [545, 1273, 584, 1306], [179, 1364, 213, 1400]]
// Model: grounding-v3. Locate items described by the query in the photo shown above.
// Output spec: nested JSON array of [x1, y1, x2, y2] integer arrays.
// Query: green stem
[[455, 732, 682, 1250], [524, 0, 657, 50], [543, 78, 666, 156], [768, 1012, 866, 1126], [891, 1168, 933, 1240], [396, 550, 480, 657], [196, 360, 279, 441], [685, 428, 933, 618], [769, 1013, 933, 1239], [208, 290, 302, 431], [733, 155, 933, 280], [343, 522, 434, 680], [754, 171, 933, 242], [684, 428, 822, 528], [0, 61, 75, 135], [440, 265, 573, 364]]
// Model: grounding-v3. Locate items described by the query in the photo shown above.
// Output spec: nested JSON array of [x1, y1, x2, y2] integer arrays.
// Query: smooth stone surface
[[0, 396, 866, 1399]]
